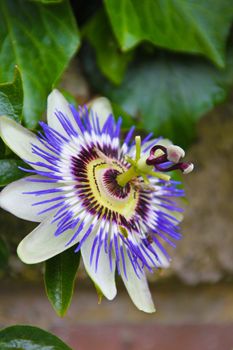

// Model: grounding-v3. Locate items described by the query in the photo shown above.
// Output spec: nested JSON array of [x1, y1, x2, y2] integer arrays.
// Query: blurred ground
[[0, 280, 233, 350]]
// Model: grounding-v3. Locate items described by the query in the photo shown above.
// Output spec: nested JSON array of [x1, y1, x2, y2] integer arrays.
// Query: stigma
[[146, 144, 194, 174], [116, 136, 194, 187]]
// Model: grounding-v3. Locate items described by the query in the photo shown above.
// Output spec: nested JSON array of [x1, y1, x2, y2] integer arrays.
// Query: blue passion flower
[[0, 90, 193, 312]]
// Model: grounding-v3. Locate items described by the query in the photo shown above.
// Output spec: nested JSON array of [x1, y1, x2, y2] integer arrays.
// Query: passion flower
[[0, 90, 193, 312]]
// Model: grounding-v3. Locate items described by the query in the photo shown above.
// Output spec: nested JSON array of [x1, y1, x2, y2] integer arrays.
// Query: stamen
[[146, 144, 193, 175], [148, 171, 171, 181], [119, 225, 128, 238], [117, 137, 172, 187], [181, 162, 194, 174], [153, 161, 194, 174], [117, 166, 138, 187], [147, 145, 167, 166], [167, 145, 185, 163]]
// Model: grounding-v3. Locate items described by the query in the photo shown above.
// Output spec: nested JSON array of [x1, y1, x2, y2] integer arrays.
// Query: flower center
[[103, 169, 130, 199], [86, 158, 139, 220], [116, 136, 194, 187]]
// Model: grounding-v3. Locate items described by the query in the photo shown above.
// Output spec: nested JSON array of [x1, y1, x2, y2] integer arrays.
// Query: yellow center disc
[[87, 159, 139, 220]]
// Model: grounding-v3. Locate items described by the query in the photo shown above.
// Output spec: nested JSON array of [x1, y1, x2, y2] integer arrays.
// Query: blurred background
[[0, 1, 233, 349]]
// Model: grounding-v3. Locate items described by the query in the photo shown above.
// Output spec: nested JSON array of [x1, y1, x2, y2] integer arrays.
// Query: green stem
[[116, 166, 138, 187]]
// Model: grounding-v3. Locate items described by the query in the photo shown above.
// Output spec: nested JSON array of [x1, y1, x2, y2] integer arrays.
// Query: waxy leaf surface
[[0, 67, 23, 122], [84, 47, 233, 147], [83, 10, 133, 85], [0, 159, 27, 187], [0, 325, 72, 350], [0, 0, 80, 128], [45, 247, 81, 316], [104, 0, 233, 67]]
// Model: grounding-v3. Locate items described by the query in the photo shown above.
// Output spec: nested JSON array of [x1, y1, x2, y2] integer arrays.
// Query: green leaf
[[83, 10, 133, 85], [0, 159, 27, 186], [0, 237, 9, 270], [31, 0, 62, 3], [0, 66, 23, 122], [44, 247, 81, 317], [83, 46, 233, 148], [0, 0, 80, 129], [0, 139, 6, 157], [104, 0, 233, 67], [0, 325, 72, 350]]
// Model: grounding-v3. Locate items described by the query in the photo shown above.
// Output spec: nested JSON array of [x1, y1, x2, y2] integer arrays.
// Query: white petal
[[17, 217, 81, 264], [88, 97, 113, 129], [81, 230, 117, 300], [0, 175, 61, 222], [0, 116, 41, 165], [156, 138, 173, 148], [156, 248, 170, 268], [120, 252, 155, 313], [47, 89, 81, 136]]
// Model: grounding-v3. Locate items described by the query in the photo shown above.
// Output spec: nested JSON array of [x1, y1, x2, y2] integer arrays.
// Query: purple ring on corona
[[0, 90, 193, 312]]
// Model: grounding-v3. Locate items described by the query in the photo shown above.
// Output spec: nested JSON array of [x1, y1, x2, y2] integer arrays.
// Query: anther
[[181, 162, 194, 174], [146, 144, 193, 175], [167, 145, 185, 163], [119, 226, 128, 238], [145, 234, 153, 246], [155, 161, 194, 174], [146, 145, 167, 166]]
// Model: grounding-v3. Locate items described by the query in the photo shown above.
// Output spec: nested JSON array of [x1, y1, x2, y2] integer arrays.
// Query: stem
[[116, 166, 138, 187], [148, 171, 171, 181]]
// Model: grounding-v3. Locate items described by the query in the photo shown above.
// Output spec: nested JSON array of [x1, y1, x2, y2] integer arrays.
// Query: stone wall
[[173, 96, 233, 284]]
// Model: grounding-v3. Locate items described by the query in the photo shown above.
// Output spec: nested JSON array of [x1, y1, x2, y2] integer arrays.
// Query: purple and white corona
[[0, 90, 193, 312]]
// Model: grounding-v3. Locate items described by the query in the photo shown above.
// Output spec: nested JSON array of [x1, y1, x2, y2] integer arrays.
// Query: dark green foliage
[[0, 67, 23, 122], [0, 237, 9, 270], [83, 10, 133, 85], [104, 0, 233, 67], [44, 247, 81, 316], [0, 325, 72, 349], [0, 159, 28, 187], [0, 0, 80, 128]]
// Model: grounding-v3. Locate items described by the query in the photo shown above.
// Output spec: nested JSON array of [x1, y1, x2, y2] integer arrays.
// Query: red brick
[[52, 324, 233, 350]]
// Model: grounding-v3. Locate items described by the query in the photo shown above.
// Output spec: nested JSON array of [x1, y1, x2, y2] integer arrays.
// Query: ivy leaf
[[0, 66, 23, 122], [31, 0, 62, 3], [0, 325, 72, 350], [44, 247, 81, 317], [83, 10, 133, 85], [0, 0, 80, 129], [104, 0, 233, 67], [0, 159, 27, 187], [83, 46, 233, 148]]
